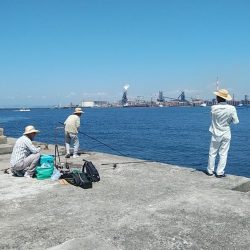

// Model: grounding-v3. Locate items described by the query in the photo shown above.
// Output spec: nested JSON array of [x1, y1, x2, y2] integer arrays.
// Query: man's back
[[209, 102, 239, 137], [64, 114, 80, 134]]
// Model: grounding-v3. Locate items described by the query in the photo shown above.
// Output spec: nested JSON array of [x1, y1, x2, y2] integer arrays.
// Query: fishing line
[[59, 122, 128, 157]]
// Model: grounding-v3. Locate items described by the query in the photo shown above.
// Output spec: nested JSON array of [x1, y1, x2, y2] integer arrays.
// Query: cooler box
[[40, 154, 54, 166], [36, 155, 55, 180]]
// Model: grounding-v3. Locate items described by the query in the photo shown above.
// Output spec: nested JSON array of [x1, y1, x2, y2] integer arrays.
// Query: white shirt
[[64, 114, 80, 134], [10, 135, 41, 167], [209, 102, 239, 138]]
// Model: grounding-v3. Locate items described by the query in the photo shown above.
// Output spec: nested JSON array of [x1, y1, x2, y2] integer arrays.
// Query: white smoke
[[123, 84, 130, 91]]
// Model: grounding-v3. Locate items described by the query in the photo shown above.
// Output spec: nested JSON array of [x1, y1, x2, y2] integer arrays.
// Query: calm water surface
[[0, 107, 249, 177]]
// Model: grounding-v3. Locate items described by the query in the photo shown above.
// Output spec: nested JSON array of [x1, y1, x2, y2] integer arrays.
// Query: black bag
[[83, 160, 100, 182], [61, 172, 92, 189]]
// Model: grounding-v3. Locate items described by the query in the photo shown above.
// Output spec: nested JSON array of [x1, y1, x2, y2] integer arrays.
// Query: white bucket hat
[[23, 125, 40, 135], [213, 89, 232, 101], [74, 107, 84, 114]]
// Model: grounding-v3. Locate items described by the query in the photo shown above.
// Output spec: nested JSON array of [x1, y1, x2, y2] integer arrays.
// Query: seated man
[[10, 125, 41, 178]]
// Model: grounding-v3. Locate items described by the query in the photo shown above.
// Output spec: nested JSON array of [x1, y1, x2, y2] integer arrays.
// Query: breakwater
[[0, 138, 250, 249]]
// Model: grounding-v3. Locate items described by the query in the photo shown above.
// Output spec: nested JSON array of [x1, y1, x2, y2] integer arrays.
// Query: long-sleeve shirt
[[209, 102, 239, 138], [10, 135, 41, 167], [64, 114, 80, 134]]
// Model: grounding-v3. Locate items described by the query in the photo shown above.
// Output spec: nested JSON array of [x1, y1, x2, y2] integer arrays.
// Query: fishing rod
[[59, 122, 128, 157], [59, 122, 158, 168], [54, 126, 64, 165], [101, 160, 156, 169], [101, 160, 153, 165]]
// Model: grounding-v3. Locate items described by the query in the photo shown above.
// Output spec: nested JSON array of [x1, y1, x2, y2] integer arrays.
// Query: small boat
[[19, 108, 31, 112], [236, 104, 250, 108], [200, 103, 207, 107]]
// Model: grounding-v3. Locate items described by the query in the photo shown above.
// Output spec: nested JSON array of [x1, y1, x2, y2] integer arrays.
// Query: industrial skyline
[[1, 1, 250, 107], [55, 87, 250, 109], [1, 84, 249, 108]]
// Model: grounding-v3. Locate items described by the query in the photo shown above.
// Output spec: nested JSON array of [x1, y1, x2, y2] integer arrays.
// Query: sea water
[[0, 107, 249, 177]]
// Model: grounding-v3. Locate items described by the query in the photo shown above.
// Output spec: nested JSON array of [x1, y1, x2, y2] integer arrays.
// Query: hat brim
[[213, 91, 232, 101], [74, 111, 84, 114], [23, 130, 40, 135]]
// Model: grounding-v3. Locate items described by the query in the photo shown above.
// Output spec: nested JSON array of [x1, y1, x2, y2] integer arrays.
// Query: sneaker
[[65, 154, 70, 158], [205, 170, 214, 176], [73, 154, 80, 158], [12, 169, 25, 177], [24, 172, 32, 178], [215, 173, 226, 178]]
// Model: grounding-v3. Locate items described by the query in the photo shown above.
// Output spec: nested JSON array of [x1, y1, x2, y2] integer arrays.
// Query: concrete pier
[[0, 138, 249, 250]]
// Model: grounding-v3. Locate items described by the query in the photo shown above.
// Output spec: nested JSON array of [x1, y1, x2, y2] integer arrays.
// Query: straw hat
[[23, 125, 40, 135], [74, 107, 84, 114], [213, 89, 232, 101]]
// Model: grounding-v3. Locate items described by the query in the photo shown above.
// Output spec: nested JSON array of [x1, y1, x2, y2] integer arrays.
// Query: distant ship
[[123, 103, 150, 108], [19, 108, 31, 112], [237, 103, 250, 108], [200, 103, 207, 107]]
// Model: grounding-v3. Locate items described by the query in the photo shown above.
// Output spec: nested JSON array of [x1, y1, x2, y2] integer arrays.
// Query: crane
[[157, 91, 188, 102]]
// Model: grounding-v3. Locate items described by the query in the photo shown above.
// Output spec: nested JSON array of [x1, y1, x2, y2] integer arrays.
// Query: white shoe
[[73, 155, 80, 158], [24, 172, 32, 178]]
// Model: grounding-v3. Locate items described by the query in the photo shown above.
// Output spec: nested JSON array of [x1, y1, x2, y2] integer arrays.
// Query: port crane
[[157, 91, 188, 102]]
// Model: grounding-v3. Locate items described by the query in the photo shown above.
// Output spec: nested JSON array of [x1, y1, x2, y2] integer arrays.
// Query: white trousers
[[65, 132, 79, 155], [207, 134, 231, 175]]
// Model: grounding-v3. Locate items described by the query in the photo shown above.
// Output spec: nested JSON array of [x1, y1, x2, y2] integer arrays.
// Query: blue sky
[[0, 0, 250, 107]]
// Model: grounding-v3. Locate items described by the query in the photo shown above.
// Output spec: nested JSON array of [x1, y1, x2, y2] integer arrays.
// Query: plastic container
[[51, 167, 62, 181]]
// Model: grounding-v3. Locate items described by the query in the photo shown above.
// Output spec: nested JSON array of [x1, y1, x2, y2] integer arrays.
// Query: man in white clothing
[[207, 89, 239, 177], [64, 107, 84, 158], [10, 125, 41, 178]]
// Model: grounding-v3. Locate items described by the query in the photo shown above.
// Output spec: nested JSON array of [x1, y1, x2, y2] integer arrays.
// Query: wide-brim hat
[[213, 89, 232, 101], [23, 125, 40, 135], [74, 107, 84, 114]]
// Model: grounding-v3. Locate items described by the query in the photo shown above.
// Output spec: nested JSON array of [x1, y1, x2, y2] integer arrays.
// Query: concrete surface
[[0, 129, 13, 154], [0, 144, 13, 155], [0, 138, 250, 250], [0, 135, 7, 144]]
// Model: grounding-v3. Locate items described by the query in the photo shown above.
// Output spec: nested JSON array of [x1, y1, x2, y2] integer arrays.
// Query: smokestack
[[122, 84, 130, 105]]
